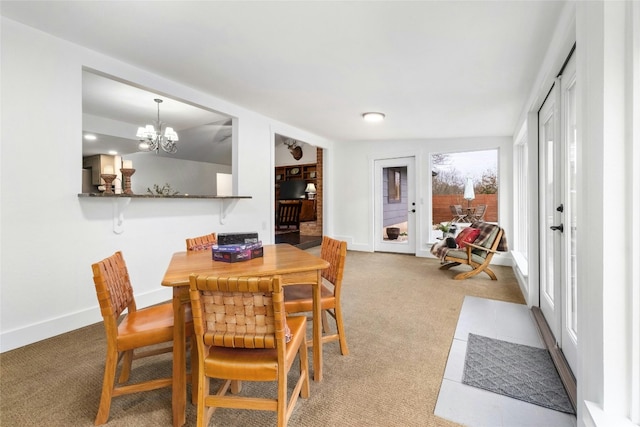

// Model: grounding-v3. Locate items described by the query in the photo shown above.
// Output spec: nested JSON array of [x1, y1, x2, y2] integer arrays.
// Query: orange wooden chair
[[284, 236, 349, 355], [91, 251, 193, 425], [185, 232, 217, 251], [188, 274, 309, 427]]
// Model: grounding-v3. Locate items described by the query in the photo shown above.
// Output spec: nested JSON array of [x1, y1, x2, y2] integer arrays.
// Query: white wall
[[0, 18, 331, 352], [123, 153, 231, 196], [576, 2, 640, 426]]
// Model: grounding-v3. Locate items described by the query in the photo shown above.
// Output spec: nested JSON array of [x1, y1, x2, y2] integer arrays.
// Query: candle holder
[[120, 168, 136, 195], [100, 174, 117, 194]]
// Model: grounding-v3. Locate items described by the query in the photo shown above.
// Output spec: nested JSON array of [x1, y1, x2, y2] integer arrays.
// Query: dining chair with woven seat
[[188, 274, 310, 427], [283, 236, 349, 355], [91, 251, 193, 425], [185, 232, 217, 251]]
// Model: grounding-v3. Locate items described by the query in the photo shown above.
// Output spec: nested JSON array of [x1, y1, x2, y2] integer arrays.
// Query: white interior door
[[538, 54, 577, 373], [559, 54, 578, 373], [374, 157, 416, 254], [539, 83, 561, 339]]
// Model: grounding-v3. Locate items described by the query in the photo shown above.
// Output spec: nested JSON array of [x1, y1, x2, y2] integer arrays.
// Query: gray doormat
[[462, 333, 575, 414]]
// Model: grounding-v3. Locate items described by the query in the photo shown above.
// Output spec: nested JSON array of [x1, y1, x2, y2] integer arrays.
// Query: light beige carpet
[[0, 249, 525, 426]]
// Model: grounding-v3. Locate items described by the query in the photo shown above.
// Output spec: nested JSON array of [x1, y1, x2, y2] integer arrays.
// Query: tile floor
[[435, 296, 577, 427]]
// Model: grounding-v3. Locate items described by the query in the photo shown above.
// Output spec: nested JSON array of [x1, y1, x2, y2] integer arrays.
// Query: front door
[[538, 53, 578, 373], [374, 157, 416, 254]]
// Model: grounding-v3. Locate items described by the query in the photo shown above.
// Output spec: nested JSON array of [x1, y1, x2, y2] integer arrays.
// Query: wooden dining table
[[161, 243, 329, 427]]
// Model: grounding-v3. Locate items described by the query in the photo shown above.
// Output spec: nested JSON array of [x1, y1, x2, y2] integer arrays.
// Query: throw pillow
[[455, 227, 481, 248]]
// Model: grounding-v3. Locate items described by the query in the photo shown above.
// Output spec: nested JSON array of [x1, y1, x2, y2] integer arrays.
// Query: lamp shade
[[305, 183, 316, 193], [463, 177, 475, 201]]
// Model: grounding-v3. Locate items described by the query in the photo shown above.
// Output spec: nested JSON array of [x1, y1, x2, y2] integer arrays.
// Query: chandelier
[[136, 98, 179, 154]]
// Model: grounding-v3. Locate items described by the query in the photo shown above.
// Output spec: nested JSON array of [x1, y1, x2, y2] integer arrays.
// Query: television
[[279, 180, 306, 200]]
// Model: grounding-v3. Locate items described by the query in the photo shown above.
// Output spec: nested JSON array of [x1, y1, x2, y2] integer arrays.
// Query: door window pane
[[383, 166, 408, 241]]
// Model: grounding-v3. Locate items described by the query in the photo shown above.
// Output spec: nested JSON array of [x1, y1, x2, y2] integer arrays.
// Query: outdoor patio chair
[[470, 204, 487, 222], [449, 205, 467, 223], [436, 222, 508, 280]]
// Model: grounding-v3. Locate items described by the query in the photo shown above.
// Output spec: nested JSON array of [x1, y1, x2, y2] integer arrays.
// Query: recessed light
[[362, 112, 385, 122], [84, 134, 97, 140], [107, 150, 118, 155]]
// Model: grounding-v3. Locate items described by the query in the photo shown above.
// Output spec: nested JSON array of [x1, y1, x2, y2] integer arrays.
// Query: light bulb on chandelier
[[136, 98, 179, 154]]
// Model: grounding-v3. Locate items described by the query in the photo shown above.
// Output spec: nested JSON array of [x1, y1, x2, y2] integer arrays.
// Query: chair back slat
[[92, 251, 135, 319], [186, 233, 217, 251], [472, 204, 487, 221], [189, 275, 285, 349], [320, 236, 347, 286], [276, 200, 302, 229]]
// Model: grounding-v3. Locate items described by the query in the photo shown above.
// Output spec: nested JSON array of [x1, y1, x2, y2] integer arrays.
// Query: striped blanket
[[430, 222, 507, 262]]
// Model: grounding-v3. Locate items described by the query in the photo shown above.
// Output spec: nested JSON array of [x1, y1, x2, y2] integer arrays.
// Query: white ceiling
[[1, 1, 566, 143]]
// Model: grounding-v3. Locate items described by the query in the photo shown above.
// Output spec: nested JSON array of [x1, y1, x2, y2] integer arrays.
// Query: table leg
[[172, 287, 187, 427], [313, 270, 323, 381]]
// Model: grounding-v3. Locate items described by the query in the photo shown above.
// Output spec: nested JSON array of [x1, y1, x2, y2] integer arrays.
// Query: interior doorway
[[273, 134, 323, 249]]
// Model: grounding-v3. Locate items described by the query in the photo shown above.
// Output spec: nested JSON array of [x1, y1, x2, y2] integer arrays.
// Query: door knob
[[550, 224, 564, 232]]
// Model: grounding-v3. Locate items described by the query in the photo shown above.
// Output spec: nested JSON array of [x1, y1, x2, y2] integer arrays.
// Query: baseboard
[[513, 262, 530, 306], [0, 287, 172, 353]]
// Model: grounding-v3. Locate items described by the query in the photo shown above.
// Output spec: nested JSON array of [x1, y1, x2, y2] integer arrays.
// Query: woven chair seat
[[283, 283, 335, 312], [202, 315, 306, 382]]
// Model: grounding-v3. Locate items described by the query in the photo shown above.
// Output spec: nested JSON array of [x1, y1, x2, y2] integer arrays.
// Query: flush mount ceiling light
[[362, 112, 385, 122], [84, 134, 97, 141], [136, 98, 179, 154]]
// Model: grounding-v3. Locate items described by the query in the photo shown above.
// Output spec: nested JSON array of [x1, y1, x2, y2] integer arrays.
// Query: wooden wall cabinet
[[275, 163, 317, 221], [275, 164, 316, 185]]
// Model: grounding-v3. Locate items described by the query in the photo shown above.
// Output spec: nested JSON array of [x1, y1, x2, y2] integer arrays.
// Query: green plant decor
[[435, 221, 452, 233]]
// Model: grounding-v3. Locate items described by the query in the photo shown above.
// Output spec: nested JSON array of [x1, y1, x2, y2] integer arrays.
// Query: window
[[514, 131, 529, 267], [431, 149, 499, 241]]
